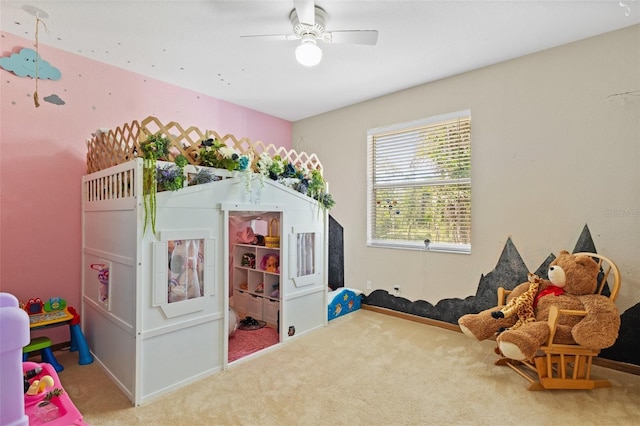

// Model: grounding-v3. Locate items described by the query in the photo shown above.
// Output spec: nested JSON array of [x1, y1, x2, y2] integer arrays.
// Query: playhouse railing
[[86, 116, 323, 175]]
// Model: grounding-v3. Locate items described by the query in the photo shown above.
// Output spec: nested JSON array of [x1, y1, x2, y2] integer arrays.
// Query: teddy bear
[[458, 250, 620, 361]]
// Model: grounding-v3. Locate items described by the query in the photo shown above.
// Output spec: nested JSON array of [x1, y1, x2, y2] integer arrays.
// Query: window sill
[[367, 242, 471, 255]]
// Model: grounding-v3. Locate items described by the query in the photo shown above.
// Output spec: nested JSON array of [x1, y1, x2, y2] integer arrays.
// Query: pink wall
[[0, 32, 291, 344]]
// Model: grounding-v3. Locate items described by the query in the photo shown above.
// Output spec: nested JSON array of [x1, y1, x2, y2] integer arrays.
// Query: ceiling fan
[[241, 0, 379, 67]]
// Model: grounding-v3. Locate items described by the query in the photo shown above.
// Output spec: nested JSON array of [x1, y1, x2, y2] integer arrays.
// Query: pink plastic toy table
[[22, 361, 87, 426], [0, 292, 87, 426], [1, 292, 30, 426]]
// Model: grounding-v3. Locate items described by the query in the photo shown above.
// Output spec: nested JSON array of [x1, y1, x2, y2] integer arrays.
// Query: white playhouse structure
[[81, 117, 328, 405]]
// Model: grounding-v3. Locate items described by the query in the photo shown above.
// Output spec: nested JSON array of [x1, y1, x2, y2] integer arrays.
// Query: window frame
[[366, 110, 471, 254], [152, 228, 216, 318]]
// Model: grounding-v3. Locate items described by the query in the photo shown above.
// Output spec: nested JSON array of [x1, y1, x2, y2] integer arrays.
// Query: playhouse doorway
[[228, 212, 282, 362]]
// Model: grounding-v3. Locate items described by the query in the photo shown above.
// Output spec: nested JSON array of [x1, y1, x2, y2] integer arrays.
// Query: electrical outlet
[[366, 280, 372, 290]]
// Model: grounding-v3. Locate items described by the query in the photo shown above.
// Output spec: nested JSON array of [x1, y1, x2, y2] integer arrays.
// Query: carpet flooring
[[35, 310, 640, 425]]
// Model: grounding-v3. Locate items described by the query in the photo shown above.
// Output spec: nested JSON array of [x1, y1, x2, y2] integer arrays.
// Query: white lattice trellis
[[86, 116, 323, 175]]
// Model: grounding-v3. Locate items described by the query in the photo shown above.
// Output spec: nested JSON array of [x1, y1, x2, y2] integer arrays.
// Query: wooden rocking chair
[[495, 252, 621, 390]]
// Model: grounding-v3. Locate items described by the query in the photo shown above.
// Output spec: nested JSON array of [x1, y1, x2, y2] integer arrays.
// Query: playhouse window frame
[[152, 229, 216, 318]]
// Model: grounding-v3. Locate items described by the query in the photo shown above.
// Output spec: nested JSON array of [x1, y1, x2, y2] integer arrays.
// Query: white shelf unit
[[232, 243, 281, 327]]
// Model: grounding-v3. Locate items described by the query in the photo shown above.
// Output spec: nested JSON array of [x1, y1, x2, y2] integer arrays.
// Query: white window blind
[[367, 110, 471, 253]]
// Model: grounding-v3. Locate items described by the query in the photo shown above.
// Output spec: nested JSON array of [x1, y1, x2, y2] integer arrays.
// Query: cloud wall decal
[[44, 94, 65, 105], [0, 48, 61, 80]]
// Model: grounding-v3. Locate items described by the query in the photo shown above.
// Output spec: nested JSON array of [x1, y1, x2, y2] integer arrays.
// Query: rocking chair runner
[[495, 252, 621, 391]]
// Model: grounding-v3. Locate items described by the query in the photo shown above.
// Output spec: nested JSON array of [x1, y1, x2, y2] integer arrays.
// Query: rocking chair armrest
[[497, 287, 511, 307], [546, 305, 588, 345]]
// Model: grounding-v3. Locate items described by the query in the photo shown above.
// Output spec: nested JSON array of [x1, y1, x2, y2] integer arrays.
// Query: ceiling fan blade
[[325, 30, 379, 45], [293, 0, 315, 26], [241, 34, 300, 42]]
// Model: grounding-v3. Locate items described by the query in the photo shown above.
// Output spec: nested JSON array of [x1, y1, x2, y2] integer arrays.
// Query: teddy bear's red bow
[[533, 285, 565, 308]]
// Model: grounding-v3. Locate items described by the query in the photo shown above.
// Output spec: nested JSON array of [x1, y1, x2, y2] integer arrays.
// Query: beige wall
[[293, 25, 640, 312]]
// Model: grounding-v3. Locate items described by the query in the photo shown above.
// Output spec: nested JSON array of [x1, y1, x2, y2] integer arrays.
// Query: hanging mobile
[[22, 5, 50, 107]]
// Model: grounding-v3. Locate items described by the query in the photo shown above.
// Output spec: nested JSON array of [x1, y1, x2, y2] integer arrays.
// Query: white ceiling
[[1, 1, 639, 121]]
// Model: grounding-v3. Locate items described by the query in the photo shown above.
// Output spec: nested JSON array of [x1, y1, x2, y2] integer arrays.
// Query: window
[[290, 226, 322, 288], [152, 229, 215, 318], [295, 233, 316, 277], [166, 238, 205, 304], [367, 110, 471, 253]]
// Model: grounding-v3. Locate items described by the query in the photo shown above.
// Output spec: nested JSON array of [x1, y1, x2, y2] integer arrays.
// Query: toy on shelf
[[271, 283, 280, 299], [264, 218, 280, 248], [241, 253, 256, 268], [261, 254, 279, 273]]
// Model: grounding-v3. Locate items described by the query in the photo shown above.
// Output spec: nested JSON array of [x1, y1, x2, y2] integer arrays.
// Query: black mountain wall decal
[[362, 225, 639, 367], [328, 215, 344, 290]]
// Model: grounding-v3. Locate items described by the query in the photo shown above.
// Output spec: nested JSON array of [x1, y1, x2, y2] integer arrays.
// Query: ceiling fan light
[[295, 39, 322, 67]]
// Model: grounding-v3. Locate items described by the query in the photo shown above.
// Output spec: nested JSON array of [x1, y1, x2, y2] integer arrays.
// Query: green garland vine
[[140, 134, 171, 236], [139, 135, 336, 238]]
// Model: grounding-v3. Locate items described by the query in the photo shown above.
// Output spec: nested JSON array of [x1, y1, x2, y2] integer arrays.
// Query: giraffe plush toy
[[490, 273, 541, 332]]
